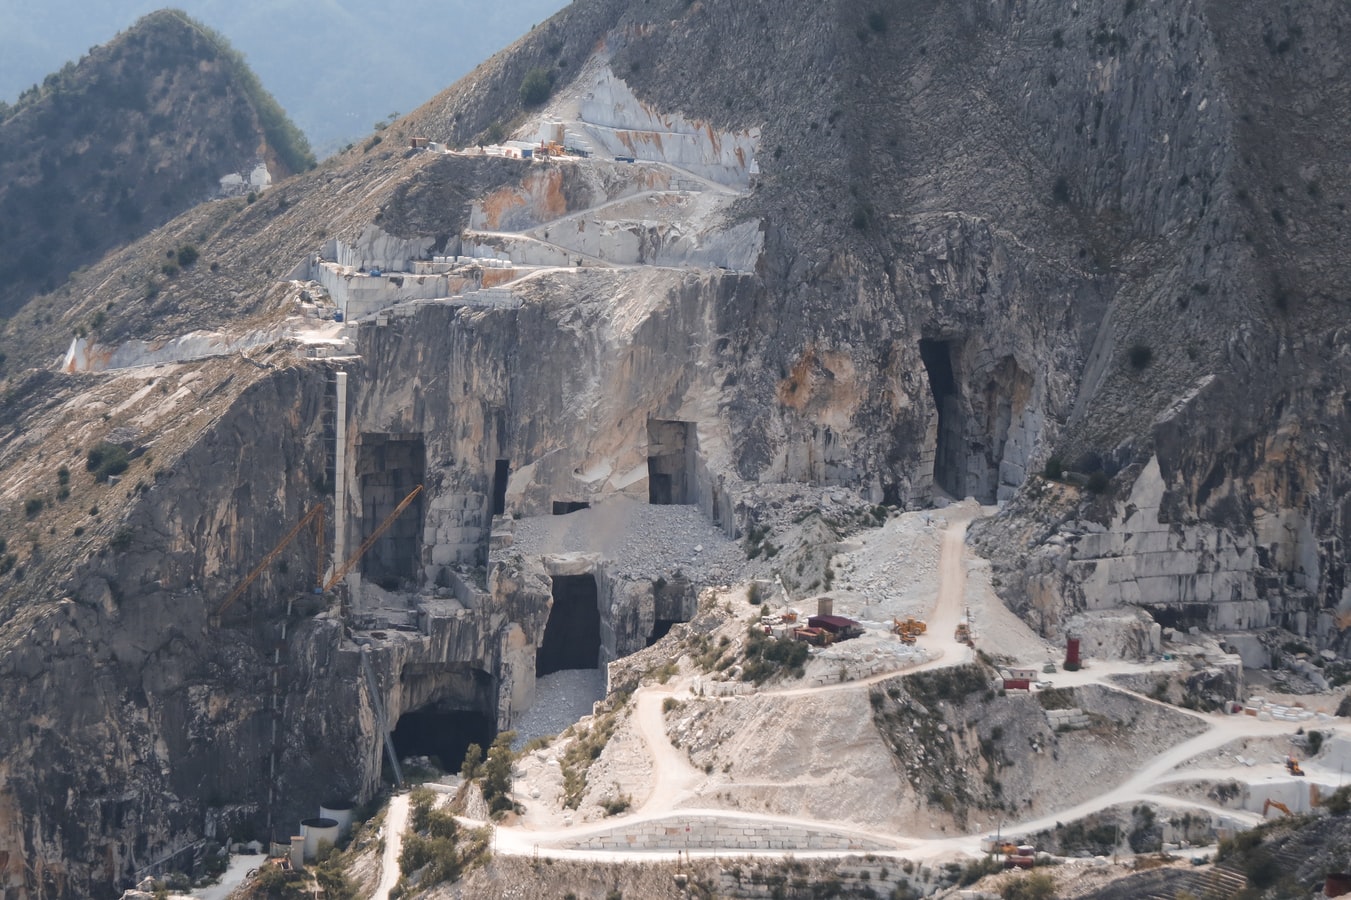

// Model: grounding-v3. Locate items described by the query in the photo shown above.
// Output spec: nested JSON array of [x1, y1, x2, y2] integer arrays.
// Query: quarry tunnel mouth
[[357, 433, 426, 584], [390, 708, 496, 774], [537, 573, 602, 677], [919, 338, 1034, 503], [920, 338, 964, 499]]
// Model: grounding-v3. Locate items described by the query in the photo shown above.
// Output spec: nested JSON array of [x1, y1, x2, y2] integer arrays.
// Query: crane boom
[[324, 484, 424, 591], [214, 504, 325, 623]]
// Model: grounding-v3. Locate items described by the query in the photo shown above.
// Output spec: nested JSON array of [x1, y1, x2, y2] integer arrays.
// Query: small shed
[[807, 615, 863, 640], [1008, 666, 1038, 681]]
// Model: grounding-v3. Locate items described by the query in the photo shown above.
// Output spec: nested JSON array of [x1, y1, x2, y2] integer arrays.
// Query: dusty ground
[[345, 502, 1351, 900]]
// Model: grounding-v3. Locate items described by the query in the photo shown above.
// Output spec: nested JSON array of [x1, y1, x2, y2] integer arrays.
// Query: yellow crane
[[213, 504, 325, 625], [323, 484, 424, 591]]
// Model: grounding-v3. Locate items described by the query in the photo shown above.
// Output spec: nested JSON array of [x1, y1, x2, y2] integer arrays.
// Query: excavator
[[1263, 797, 1294, 817], [1286, 756, 1305, 777], [955, 620, 974, 646], [892, 617, 927, 644]]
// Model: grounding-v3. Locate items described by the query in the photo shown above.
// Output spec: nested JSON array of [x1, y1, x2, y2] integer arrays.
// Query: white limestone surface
[[525, 62, 759, 189], [62, 325, 291, 374]]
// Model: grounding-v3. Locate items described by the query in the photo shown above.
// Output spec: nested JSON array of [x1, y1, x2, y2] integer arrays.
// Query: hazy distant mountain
[[0, 9, 312, 319], [0, 0, 568, 154]]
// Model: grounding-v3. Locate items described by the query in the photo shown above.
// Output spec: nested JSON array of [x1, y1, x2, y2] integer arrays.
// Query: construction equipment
[[536, 140, 566, 158], [1263, 798, 1293, 817], [213, 504, 325, 625], [1286, 756, 1305, 777], [794, 626, 833, 647], [893, 617, 927, 644], [323, 484, 424, 591]]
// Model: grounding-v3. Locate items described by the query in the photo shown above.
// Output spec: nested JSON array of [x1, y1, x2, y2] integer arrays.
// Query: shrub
[[740, 625, 810, 684], [176, 244, 199, 267], [521, 68, 553, 108], [1308, 729, 1325, 755], [459, 743, 483, 781], [110, 527, 134, 552], [867, 11, 888, 33], [1127, 343, 1153, 370], [86, 442, 130, 482], [559, 703, 623, 808], [1322, 784, 1351, 815], [520, 67, 553, 107], [481, 731, 516, 816], [1001, 871, 1056, 900], [398, 790, 490, 890], [959, 856, 1002, 886], [58, 466, 72, 487]]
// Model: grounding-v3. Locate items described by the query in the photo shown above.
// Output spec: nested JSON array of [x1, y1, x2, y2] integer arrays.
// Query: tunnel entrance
[[357, 434, 425, 586], [647, 619, 679, 646], [537, 574, 601, 676], [491, 459, 510, 516], [390, 709, 495, 773], [552, 501, 591, 515], [919, 340, 964, 499], [648, 419, 695, 504]]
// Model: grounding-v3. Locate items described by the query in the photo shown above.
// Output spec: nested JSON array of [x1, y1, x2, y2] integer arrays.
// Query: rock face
[[0, 0, 1348, 896]]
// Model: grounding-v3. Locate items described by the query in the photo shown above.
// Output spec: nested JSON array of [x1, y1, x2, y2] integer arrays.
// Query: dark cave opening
[[648, 419, 695, 504], [357, 434, 425, 586], [647, 618, 679, 646], [552, 501, 591, 515], [537, 574, 601, 676], [919, 339, 964, 498], [390, 709, 496, 773], [491, 459, 510, 516]]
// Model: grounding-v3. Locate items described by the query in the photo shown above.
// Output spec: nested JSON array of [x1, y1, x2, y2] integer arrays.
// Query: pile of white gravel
[[512, 668, 608, 747], [509, 496, 746, 585]]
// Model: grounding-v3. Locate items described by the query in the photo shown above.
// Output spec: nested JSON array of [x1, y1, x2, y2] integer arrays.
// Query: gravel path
[[372, 792, 409, 900]]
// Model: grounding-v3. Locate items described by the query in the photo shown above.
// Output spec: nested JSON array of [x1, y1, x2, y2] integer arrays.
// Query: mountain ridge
[[0, 8, 312, 324], [0, 1, 1347, 896]]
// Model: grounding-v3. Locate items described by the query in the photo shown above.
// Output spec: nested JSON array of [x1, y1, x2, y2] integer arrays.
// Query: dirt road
[[483, 510, 1337, 867], [372, 792, 409, 900]]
